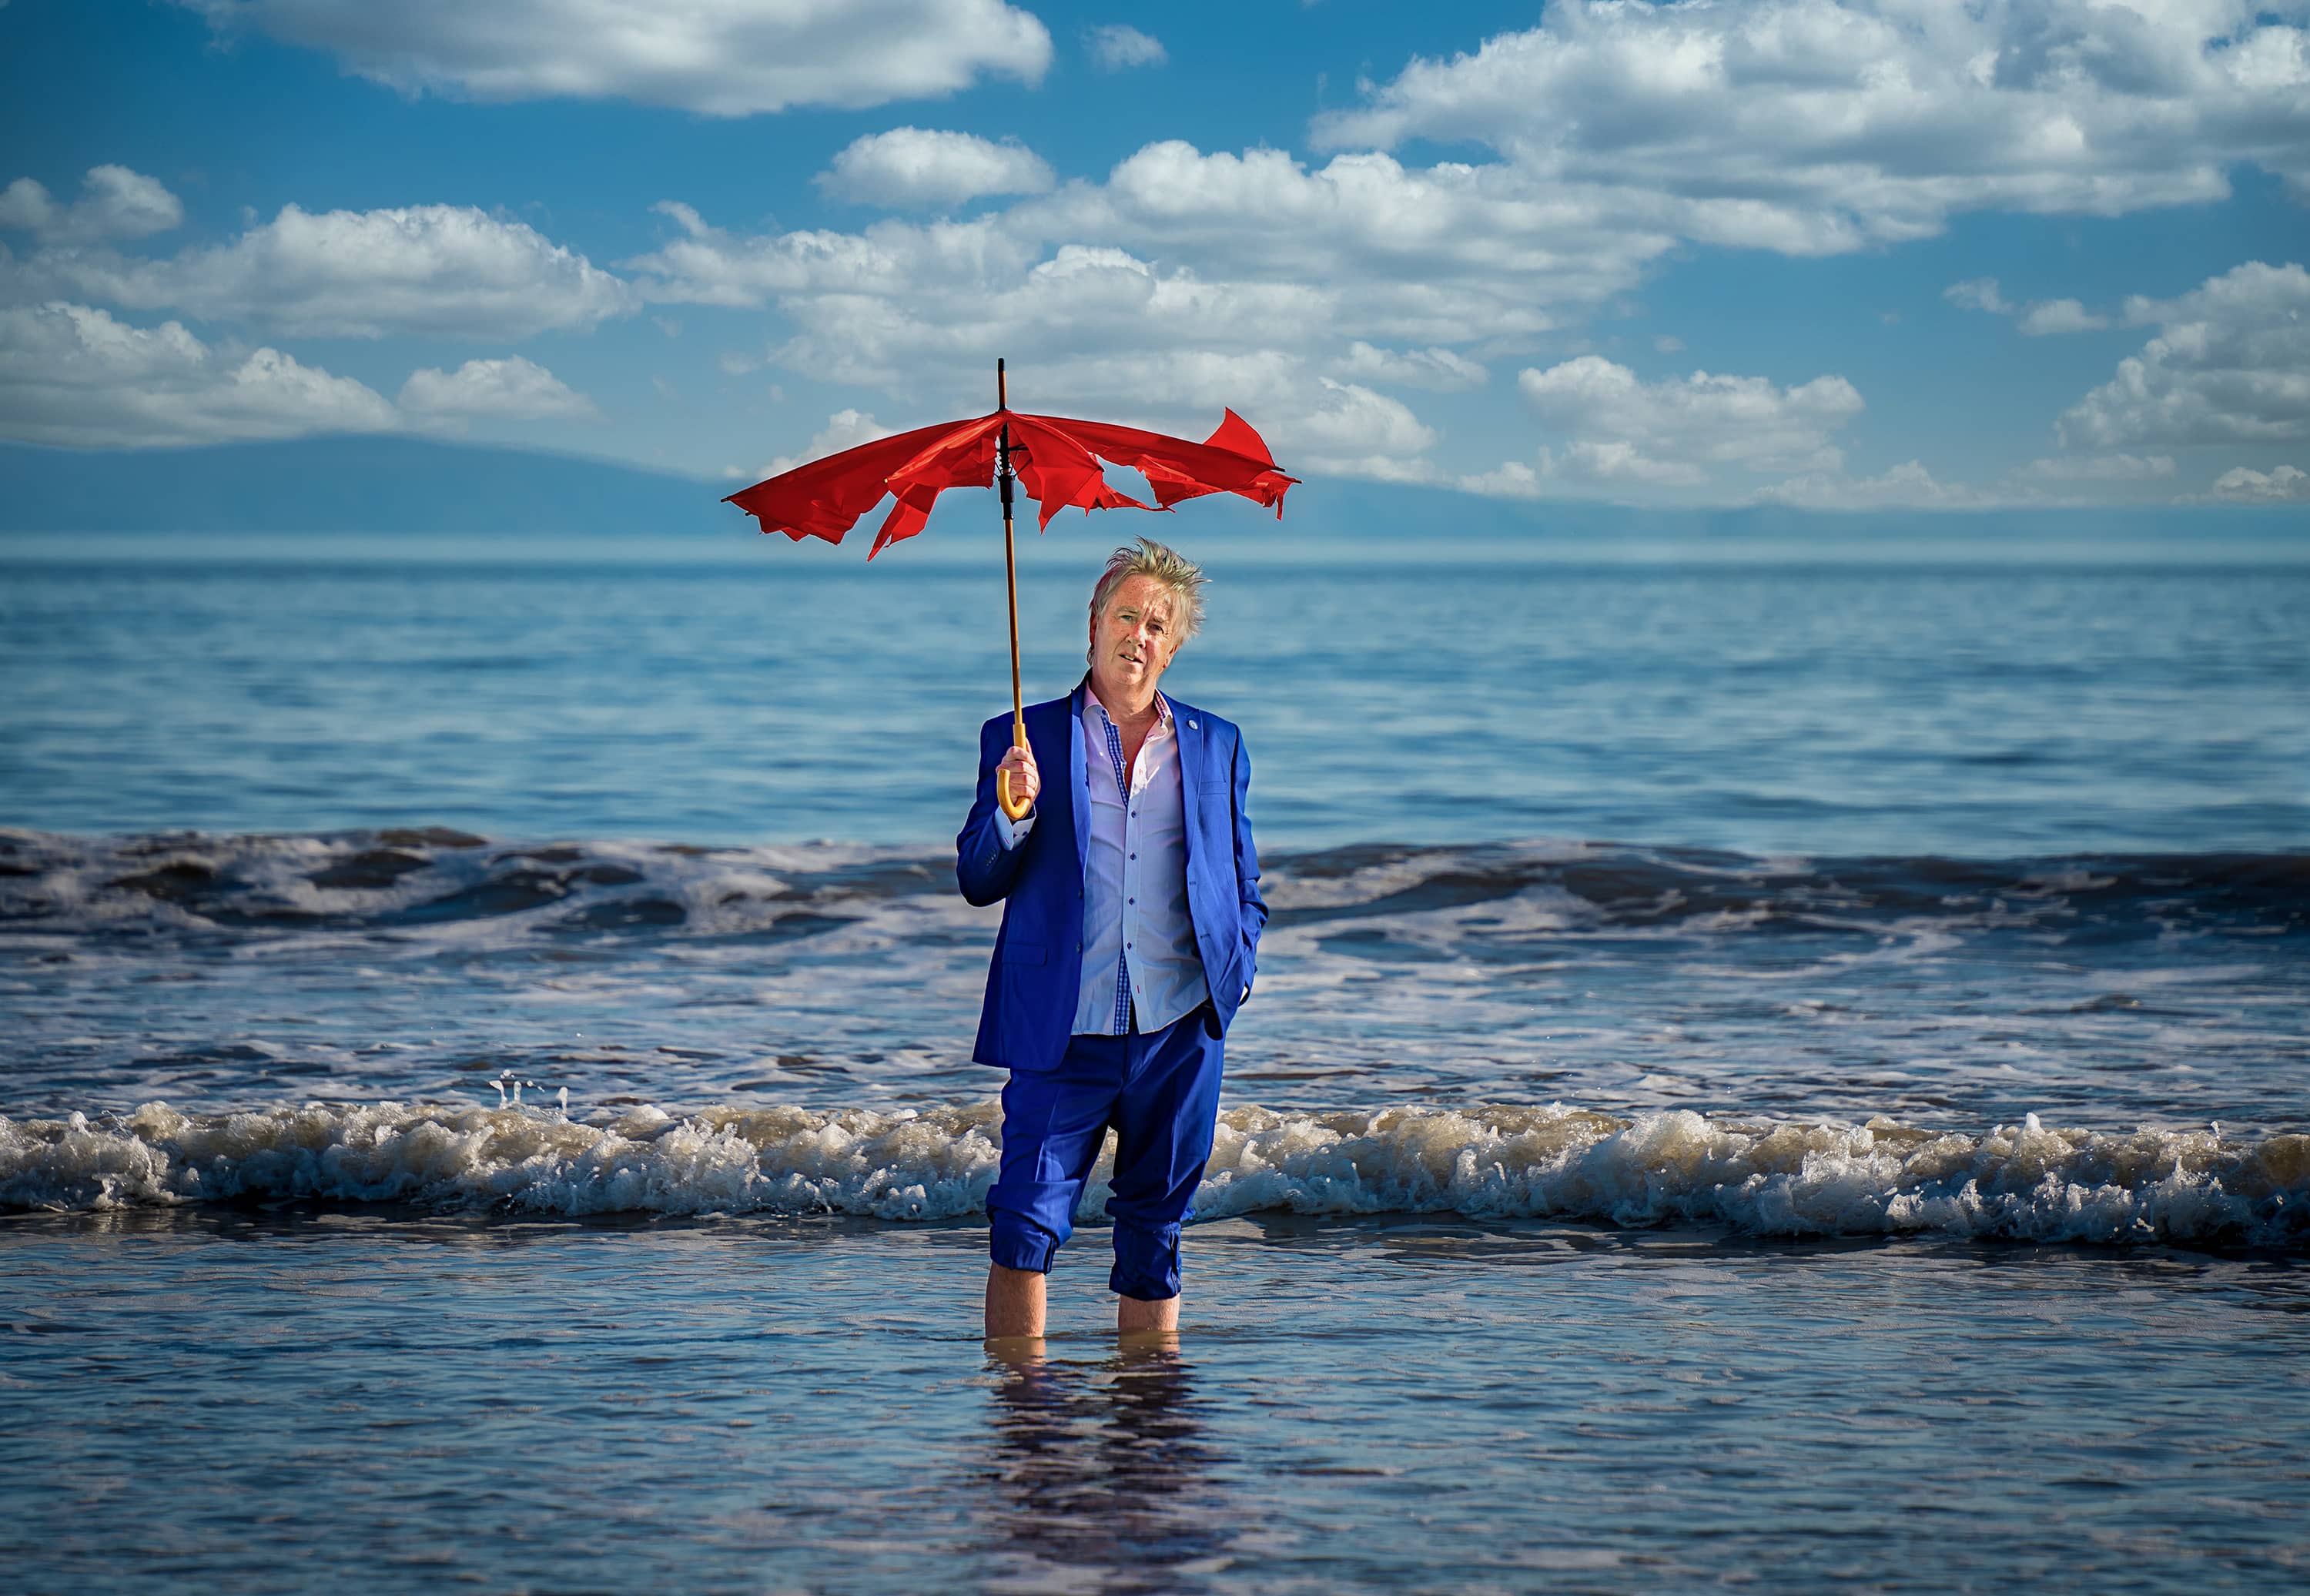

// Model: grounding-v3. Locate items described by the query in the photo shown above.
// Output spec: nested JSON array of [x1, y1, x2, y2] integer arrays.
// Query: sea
[[2, 525, 2307, 1591]]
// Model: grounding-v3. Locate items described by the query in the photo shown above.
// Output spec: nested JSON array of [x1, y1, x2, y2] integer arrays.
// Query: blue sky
[[2, 0, 2307, 511]]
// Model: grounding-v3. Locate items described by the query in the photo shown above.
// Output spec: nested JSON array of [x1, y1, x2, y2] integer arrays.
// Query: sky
[[2, 0, 2307, 514]]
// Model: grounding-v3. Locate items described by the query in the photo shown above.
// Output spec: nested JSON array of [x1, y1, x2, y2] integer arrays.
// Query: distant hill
[[0, 436, 729, 537], [0, 434, 2298, 544]]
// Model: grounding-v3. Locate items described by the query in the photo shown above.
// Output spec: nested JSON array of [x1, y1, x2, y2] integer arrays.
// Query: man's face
[[1089, 574, 1181, 698]]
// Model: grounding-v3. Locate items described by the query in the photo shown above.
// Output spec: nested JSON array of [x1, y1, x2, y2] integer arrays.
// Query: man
[[956, 536, 1265, 1340]]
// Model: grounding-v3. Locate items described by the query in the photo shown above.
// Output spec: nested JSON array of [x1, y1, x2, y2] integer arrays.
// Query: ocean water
[[3, 534, 2308, 1588], [5, 1210, 2306, 1591]]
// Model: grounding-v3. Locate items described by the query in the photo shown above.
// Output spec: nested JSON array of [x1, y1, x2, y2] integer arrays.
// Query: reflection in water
[[979, 1342, 1232, 1588]]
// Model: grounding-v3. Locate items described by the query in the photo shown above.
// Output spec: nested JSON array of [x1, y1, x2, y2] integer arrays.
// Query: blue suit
[[956, 678, 1267, 1299], [956, 680, 1267, 1074]]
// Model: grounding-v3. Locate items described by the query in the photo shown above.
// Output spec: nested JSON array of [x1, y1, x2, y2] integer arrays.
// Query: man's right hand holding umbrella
[[996, 744, 1040, 815]]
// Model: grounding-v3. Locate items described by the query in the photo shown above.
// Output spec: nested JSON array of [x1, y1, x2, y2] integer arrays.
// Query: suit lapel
[[1172, 694, 1205, 872], [1068, 679, 1090, 875]]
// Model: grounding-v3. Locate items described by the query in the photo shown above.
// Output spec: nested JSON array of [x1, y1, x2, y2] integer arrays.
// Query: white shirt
[[1000, 686, 1210, 1036]]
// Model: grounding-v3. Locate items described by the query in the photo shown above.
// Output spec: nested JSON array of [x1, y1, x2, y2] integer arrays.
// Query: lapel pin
[[1188, 719, 1198, 729]]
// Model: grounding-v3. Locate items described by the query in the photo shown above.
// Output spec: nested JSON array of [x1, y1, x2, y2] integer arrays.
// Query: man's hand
[[998, 742, 1040, 811]]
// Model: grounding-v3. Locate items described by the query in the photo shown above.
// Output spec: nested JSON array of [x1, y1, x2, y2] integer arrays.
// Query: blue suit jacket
[[956, 680, 1267, 1074]]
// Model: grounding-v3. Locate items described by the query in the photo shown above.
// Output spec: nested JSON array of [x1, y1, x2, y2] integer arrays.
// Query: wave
[[0, 826, 942, 944], [6, 1099, 2305, 1248], [4, 827, 2303, 947]]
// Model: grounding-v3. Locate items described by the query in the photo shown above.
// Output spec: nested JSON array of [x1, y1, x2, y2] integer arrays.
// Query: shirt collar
[[1083, 678, 1173, 732]]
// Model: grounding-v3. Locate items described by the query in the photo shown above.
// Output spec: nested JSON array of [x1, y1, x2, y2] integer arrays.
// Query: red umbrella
[[725, 360, 1297, 819]]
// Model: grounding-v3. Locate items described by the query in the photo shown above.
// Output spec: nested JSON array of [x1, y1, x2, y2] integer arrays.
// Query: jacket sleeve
[[957, 714, 1033, 907], [1232, 727, 1267, 990]]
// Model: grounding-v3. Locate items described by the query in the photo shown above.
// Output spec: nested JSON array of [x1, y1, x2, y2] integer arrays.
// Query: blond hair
[[1087, 536, 1207, 648]]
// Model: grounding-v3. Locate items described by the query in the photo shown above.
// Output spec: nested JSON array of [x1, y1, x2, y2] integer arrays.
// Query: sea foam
[[3, 1100, 2303, 1246]]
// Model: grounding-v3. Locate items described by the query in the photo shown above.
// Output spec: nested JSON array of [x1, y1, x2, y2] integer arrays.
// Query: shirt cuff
[[999, 810, 1036, 849]]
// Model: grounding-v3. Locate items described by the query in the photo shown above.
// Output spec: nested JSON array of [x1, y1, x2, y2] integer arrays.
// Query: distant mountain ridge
[[0, 434, 2298, 542], [0, 437, 729, 537]]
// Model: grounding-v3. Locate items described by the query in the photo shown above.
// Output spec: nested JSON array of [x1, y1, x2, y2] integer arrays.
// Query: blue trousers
[[986, 1003, 1226, 1301]]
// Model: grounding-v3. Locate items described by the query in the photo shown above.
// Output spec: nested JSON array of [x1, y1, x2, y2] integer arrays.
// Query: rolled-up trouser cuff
[[988, 1206, 1062, 1274], [1108, 1219, 1184, 1300]]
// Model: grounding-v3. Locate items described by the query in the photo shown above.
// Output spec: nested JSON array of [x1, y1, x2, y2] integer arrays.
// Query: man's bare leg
[[985, 1264, 1046, 1340], [1116, 1292, 1180, 1335]]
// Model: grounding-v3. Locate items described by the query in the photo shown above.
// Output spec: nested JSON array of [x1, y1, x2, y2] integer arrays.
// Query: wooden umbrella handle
[[996, 714, 1032, 821]]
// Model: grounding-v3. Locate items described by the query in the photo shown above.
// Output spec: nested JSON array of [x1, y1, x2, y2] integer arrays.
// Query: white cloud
[[17, 202, 637, 340], [1759, 460, 1984, 510], [638, 140, 1629, 336], [640, 221, 1443, 480], [2060, 260, 2310, 448], [764, 408, 896, 477], [1949, 277, 2110, 333], [1086, 24, 1167, 72], [1768, 450, 2189, 508], [2017, 298, 2110, 336], [1652, 334, 1684, 354], [0, 166, 183, 245], [1328, 340, 1487, 390], [817, 129, 1055, 209], [1558, 439, 1709, 486], [0, 300, 397, 448], [1464, 358, 1874, 499], [1063, 143, 1607, 332], [1518, 356, 1865, 484], [2010, 452, 2173, 483], [1946, 278, 2013, 315], [636, 224, 1301, 395], [629, 145, 1597, 385], [625, 202, 1026, 313], [1458, 460, 1545, 499], [2205, 463, 2310, 501], [1284, 377, 1439, 477], [1314, 1, 2310, 249], [398, 355, 598, 420], [176, 0, 1053, 116]]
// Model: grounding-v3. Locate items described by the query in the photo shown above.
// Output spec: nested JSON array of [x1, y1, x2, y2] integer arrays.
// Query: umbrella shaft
[[995, 368, 1029, 821], [1000, 418, 1022, 730], [1004, 503, 1023, 730]]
